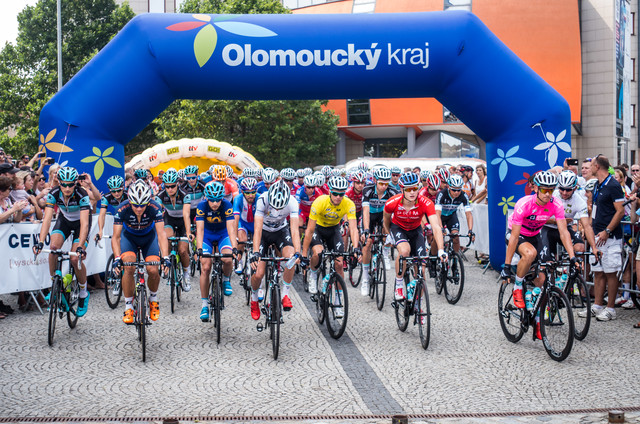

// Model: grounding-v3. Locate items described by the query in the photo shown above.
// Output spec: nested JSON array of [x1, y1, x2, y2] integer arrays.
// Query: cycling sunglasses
[[165, 184, 177, 189], [186, 176, 197, 180], [449, 188, 461, 192], [330, 191, 345, 197], [377, 181, 389, 186], [59, 182, 75, 188], [243, 190, 257, 195], [558, 187, 574, 192], [110, 188, 123, 193], [403, 186, 420, 192], [131, 203, 147, 209], [538, 187, 555, 194]]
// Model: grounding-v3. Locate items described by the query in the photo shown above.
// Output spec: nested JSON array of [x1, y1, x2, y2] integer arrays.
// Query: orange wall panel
[[326, 100, 348, 126], [375, 0, 441, 13], [370, 98, 443, 125]]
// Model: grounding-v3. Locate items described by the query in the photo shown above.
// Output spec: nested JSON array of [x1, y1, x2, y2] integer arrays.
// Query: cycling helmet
[[427, 174, 441, 190], [263, 168, 279, 184], [268, 180, 290, 210], [438, 168, 450, 182], [184, 165, 199, 176], [447, 175, 464, 189], [240, 177, 257, 193], [107, 175, 124, 190], [162, 169, 179, 184], [57, 167, 79, 183], [177, 169, 186, 181], [557, 170, 577, 189], [315, 173, 326, 187], [303, 167, 313, 176], [585, 178, 598, 192], [211, 165, 226, 181], [399, 172, 420, 188], [327, 176, 349, 191], [420, 170, 432, 180], [391, 166, 401, 175], [351, 169, 366, 183], [303, 175, 317, 187], [134, 168, 147, 181], [533, 170, 558, 188], [296, 169, 305, 178], [241, 168, 254, 178], [280, 167, 296, 181], [128, 180, 152, 205], [203, 181, 225, 201], [225, 165, 234, 179], [321, 165, 333, 177], [332, 168, 344, 177], [357, 161, 369, 172], [199, 172, 212, 183], [374, 166, 392, 181]]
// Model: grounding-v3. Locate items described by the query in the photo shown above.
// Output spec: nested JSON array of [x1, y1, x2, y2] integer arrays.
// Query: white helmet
[[533, 170, 558, 188], [280, 167, 296, 181], [557, 170, 577, 189], [268, 180, 290, 210], [128, 180, 152, 205], [263, 168, 279, 184], [328, 176, 349, 191], [447, 175, 464, 189]]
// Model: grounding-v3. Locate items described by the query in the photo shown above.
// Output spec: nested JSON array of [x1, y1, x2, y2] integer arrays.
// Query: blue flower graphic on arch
[[491, 146, 535, 181], [533, 129, 570, 168]]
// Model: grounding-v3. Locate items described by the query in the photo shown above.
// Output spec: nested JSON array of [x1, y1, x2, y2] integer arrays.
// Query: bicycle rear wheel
[[104, 254, 122, 309], [271, 283, 281, 359], [416, 281, 431, 349], [497, 279, 526, 343], [444, 252, 465, 305], [435, 261, 445, 295], [315, 268, 326, 324], [66, 276, 79, 329], [325, 274, 348, 339], [565, 273, 591, 341], [540, 286, 574, 362], [374, 253, 386, 310], [138, 288, 147, 362], [47, 276, 61, 346], [394, 274, 410, 332]]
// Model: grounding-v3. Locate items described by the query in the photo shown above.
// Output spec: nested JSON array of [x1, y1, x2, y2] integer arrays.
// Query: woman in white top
[[471, 164, 487, 204], [0, 176, 28, 224]]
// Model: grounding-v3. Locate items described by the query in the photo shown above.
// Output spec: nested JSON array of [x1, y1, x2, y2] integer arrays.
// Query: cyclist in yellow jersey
[[301, 176, 361, 294]]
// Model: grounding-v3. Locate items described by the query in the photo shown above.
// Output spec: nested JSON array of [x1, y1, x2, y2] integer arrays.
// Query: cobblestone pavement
[[1, 255, 639, 423]]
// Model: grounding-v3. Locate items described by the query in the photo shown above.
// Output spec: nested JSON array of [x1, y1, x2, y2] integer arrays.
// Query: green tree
[[0, 0, 135, 156], [142, 0, 340, 168]]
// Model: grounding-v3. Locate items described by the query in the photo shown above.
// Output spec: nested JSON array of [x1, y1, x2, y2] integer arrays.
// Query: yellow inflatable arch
[[126, 138, 262, 176]]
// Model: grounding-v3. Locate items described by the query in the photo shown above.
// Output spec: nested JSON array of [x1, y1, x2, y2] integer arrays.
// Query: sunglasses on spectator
[[60, 182, 75, 188], [165, 184, 177, 189], [403, 186, 420, 192], [330, 191, 345, 197], [538, 187, 555, 194], [632, 169, 640, 173]]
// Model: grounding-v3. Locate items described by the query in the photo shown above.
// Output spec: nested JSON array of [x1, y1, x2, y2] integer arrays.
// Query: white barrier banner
[[456, 203, 489, 255], [0, 215, 113, 295]]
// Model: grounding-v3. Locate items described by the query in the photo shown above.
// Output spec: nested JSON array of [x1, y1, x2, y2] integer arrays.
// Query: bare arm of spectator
[[80, 173, 101, 211], [29, 195, 43, 220], [471, 188, 487, 203], [0, 200, 28, 224]]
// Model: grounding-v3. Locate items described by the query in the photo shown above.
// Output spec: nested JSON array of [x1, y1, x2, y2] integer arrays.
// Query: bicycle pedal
[[280, 316, 284, 324], [310, 295, 317, 302], [256, 323, 264, 332], [390, 300, 398, 310]]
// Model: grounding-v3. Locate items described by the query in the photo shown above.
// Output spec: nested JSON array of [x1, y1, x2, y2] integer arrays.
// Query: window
[[632, 12, 636, 36], [632, 104, 636, 128], [440, 132, 479, 158], [633, 58, 636, 82], [347, 99, 371, 126], [443, 106, 460, 123], [352, 0, 376, 14], [444, 0, 471, 11], [149, 0, 165, 13], [363, 138, 407, 158]]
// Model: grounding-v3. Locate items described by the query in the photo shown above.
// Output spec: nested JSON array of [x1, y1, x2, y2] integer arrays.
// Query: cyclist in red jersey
[[419, 173, 440, 202], [344, 169, 366, 248], [383, 172, 446, 300]]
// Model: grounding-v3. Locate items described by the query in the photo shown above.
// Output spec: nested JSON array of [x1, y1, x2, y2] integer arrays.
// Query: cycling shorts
[[310, 224, 344, 253], [505, 230, 542, 259], [389, 223, 426, 257], [539, 226, 583, 262], [368, 212, 384, 234], [52, 213, 91, 247], [121, 229, 159, 261], [258, 227, 294, 255], [164, 214, 186, 238], [440, 213, 460, 232], [202, 230, 231, 254]]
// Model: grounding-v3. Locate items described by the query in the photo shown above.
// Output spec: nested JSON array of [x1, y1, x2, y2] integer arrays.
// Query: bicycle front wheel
[[138, 288, 147, 362], [348, 254, 362, 288], [66, 276, 79, 329], [394, 274, 410, 332], [315, 269, 326, 324], [374, 253, 386, 310], [271, 283, 281, 360], [170, 262, 177, 314], [47, 276, 61, 346], [565, 273, 591, 341], [104, 254, 122, 309], [444, 252, 464, 305], [416, 281, 431, 349], [213, 275, 222, 344], [540, 286, 574, 362], [497, 279, 525, 343], [325, 274, 349, 339]]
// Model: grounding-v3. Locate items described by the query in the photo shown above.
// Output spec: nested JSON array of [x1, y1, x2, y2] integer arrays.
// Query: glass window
[[364, 138, 407, 158], [440, 132, 479, 158], [444, 0, 471, 11], [443, 106, 460, 123], [149, 0, 165, 13], [347, 99, 371, 126]]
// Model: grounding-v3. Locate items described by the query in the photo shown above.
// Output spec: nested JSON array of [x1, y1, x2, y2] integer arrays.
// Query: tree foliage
[[0, 0, 135, 156], [142, 0, 340, 168]]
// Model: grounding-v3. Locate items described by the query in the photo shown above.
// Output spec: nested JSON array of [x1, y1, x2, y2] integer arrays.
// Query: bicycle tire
[[271, 282, 281, 360], [175, 256, 182, 304], [325, 274, 348, 339], [497, 279, 526, 343], [444, 252, 465, 305], [565, 273, 591, 341], [416, 280, 431, 349], [302, 267, 309, 293], [214, 274, 221, 344], [170, 257, 177, 314], [539, 286, 574, 362], [348, 252, 362, 288], [104, 254, 122, 309], [435, 261, 446, 295], [315, 267, 326, 324], [139, 287, 147, 362], [47, 276, 61, 346], [394, 273, 409, 332], [375, 253, 386, 311], [66, 276, 79, 329]]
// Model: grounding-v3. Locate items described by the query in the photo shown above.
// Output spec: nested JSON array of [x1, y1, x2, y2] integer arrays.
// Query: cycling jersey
[[362, 184, 398, 214], [100, 192, 128, 215], [196, 199, 234, 233], [155, 187, 187, 219], [114, 200, 164, 236], [418, 187, 438, 203], [544, 191, 588, 229], [389, 181, 400, 192], [256, 181, 268, 196], [345, 186, 364, 214], [309, 194, 356, 228], [255, 192, 299, 232], [435, 189, 472, 217], [182, 180, 206, 209], [222, 179, 239, 203], [46, 186, 91, 221], [384, 193, 435, 231], [508, 194, 565, 238], [296, 186, 322, 221], [233, 193, 257, 234]]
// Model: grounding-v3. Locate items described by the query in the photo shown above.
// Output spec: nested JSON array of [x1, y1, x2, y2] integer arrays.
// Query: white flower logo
[[533, 128, 570, 168], [490, 146, 535, 181]]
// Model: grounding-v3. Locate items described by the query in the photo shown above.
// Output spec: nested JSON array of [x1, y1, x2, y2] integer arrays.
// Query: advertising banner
[[0, 215, 113, 294], [615, 0, 631, 140]]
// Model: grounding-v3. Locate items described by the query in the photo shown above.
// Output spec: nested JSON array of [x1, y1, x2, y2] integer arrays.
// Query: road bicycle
[[122, 249, 161, 362], [41, 249, 81, 347], [365, 233, 387, 311], [342, 220, 362, 288], [199, 250, 234, 344], [96, 234, 122, 309], [432, 232, 470, 305], [498, 260, 576, 362], [256, 256, 291, 360], [167, 236, 189, 313], [237, 240, 254, 306], [310, 249, 354, 339], [392, 255, 431, 349]]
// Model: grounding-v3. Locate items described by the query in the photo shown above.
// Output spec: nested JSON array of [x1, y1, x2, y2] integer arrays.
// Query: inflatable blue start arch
[[38, 11, 571, 268]]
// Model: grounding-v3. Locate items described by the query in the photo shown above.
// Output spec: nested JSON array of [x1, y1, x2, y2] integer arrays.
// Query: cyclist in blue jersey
[[256, 168, 278, 196], [389, 166, 401, 192], [97, 175, 128, 243], [196, 181, 239, 321], [233, 177, 258, 274], [111, 180, 170, 324], [34, 167, 92, 317]]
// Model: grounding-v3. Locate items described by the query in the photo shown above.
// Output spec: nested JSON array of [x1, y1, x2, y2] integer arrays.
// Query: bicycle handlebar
[[122, 261, 161, 266], [198, 253, 235, 259], [39, 249, 82, 268]]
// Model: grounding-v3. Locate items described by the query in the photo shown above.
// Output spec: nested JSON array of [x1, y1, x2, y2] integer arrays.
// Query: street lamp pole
[[57, 0, 62, 91]]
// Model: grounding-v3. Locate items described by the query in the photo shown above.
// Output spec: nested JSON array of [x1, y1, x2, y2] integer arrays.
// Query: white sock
[[124, 297, 133, 310], [79, 281, 88, 298], [362, 264, 370, 281], [202, 298, 208, 308], [395, 277, 403, 288], [149, 291, 158, 303], [251, 290, 259, 302], [514, 275, 524, 289]]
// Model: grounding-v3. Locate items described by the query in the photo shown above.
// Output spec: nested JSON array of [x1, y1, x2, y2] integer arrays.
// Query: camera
[[567, 158, 579, 166], [38, 152, 47, 158], [46, 158, 55, 165], [78, 175, 87, 181]]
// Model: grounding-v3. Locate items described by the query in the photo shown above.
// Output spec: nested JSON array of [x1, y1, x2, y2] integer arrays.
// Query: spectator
[[583, 155, 625, 322], [412, 166, 421, 175], [620, 163, 633, 188], [403, 167, 411, 173], [0, 148, 8, 164], [581, 158, 593, 182], [0, 176, 28, 224], [0, 163, 18, 178], [471, 164, 487, 204], [631, 164, 640, 193], [10, 171, 42, 222]]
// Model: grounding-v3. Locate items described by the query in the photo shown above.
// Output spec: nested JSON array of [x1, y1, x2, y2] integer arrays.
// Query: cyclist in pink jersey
[[501, 171, 579, 320]]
